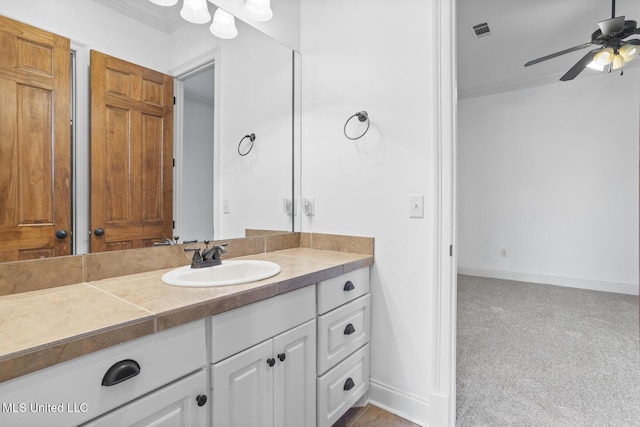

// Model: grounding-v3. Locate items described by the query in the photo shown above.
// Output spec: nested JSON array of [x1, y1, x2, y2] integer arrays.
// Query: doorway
[[174, 64, 216, 243]]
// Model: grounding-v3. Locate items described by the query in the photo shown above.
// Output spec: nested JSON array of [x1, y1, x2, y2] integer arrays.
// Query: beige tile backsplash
[[0, 232, 373, 296]]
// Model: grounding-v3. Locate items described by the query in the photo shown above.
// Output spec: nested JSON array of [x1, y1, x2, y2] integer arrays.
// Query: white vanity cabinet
[[210, 286, 316, 427], [0, 319, 208, 427], [316, 267, 371, 427], [81, 369, 207, 427]]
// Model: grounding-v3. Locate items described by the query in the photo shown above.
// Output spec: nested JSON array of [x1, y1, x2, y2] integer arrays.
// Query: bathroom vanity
[[0, 243, 372, 427]]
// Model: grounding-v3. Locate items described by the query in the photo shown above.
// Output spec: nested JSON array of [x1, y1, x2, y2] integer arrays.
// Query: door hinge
[[449, 244, 453, 257], [173, 158, 175, 167], [173, 220, 175, 229], [173, 96, 176, 105]]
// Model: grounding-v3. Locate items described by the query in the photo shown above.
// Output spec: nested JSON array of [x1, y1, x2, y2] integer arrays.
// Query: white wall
[[458, 70, 640, 295], [300, 0, 436, 424]]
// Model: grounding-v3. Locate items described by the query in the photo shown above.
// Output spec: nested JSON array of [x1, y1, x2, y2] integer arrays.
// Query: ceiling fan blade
[[560, 49, 600, 81], [598, 16, 625, 36], [524, 43, 592, 67]]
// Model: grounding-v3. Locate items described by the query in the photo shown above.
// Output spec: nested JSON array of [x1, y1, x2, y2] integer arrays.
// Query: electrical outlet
[[302, 197, 315, 216], [223, 199, 230, 214], [500, 249, 507, 258]]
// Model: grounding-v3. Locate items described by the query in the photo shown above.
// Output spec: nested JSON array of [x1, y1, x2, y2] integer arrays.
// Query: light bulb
[[244, 0, 273, 22], [611, 53, 625, 70], [619, 44, 638, 62], [181, 0, 211, 24], [593, 48, 614, 66], [210, 8, 238, 39]]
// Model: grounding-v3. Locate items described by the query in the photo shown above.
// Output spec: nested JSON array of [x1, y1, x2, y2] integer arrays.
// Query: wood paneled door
[[0, 15, 71, 262], [90, 51, 174, 252]]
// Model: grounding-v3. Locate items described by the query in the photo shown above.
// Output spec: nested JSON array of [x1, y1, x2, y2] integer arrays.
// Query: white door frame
[[171, 49, 221, 241], [430, 0, 457, 425]]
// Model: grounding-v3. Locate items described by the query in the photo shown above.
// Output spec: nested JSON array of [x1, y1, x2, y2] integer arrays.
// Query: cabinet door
[[212, 339, 274, 427], [81, 369, 207, 427], [273, 320, 317, 427]]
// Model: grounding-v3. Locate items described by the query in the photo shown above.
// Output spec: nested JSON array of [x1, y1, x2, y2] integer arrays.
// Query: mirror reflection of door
[[176, 65, 215, 242], [90, 51, 174, 252], [0, 16, 71, 262]]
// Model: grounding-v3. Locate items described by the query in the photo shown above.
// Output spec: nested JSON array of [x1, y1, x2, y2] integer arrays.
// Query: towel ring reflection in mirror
[[238, 133, 256, 156], [344, 111, 370, 140]]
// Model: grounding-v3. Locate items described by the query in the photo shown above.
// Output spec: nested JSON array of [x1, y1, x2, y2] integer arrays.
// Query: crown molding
[[91, 0, 187, 34]]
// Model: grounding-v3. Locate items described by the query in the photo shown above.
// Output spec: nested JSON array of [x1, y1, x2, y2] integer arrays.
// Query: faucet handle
[[184, 247, 202, 263]]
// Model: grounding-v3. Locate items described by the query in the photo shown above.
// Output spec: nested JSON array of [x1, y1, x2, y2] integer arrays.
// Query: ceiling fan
[[524, 0, 640, 81]]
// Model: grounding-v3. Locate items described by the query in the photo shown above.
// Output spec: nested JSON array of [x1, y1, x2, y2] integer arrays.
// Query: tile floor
[[333, 404, 420, 427]]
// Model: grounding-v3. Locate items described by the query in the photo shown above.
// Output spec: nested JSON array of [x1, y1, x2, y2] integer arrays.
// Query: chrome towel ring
[[238, 133, 256, 156], [344, 111, 370, 140]]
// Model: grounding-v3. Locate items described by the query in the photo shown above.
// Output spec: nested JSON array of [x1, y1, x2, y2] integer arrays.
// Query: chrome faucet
[[154, 236, 180, 246], [185, 241, 228, 268]]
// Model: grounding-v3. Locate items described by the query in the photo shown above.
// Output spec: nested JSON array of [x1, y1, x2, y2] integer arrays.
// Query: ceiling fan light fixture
[[180, 0, 211, 24], [611, 53, 625, 69], [593, 48, 615, 65], [619, 44, 638, 62]]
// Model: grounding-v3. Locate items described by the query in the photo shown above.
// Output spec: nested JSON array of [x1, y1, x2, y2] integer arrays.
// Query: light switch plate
[[409, 194, 424, 218]]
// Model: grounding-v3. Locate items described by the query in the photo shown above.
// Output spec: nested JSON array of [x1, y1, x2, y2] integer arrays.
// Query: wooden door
[[90, 51, 173, 252], [0, 15, 71, 262]]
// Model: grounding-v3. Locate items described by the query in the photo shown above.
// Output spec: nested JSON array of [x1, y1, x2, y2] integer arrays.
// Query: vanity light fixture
[[210, 8, 238, 39], [180, 0, 211, 24], [243, 0, 273, 22], [148, 0, 273, 39], [149, 0, 179, 5]]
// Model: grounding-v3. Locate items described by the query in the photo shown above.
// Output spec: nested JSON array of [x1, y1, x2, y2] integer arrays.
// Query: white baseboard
[[368, 379, 430, 426], [457, 267, 639, 295]]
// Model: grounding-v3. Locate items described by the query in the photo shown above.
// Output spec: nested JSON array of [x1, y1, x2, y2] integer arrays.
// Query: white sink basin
[[161, 260, 281, 287]]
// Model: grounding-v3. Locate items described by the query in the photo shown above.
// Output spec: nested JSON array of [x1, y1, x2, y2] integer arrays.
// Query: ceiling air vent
[[470, 22, 491, 39]]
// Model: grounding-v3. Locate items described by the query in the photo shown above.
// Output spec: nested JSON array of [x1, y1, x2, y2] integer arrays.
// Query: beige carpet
[[456, 275, 640, 426]]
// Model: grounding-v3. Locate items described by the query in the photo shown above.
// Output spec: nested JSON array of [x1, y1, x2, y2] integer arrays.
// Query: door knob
[[55, 229, 68, 239], [277, 353, 286, 362], [196, 394, 208, 407], [267, 358, 276, 367], [94, 228, 105, 236]]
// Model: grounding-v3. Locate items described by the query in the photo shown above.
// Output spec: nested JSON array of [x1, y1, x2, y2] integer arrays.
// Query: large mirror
[[0, 0, 300, 261]]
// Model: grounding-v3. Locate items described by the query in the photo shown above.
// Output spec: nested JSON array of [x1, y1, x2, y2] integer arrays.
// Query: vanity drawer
[[316, 267, 369, 315], [0, 319, 206, 427], [317, 294, 370, 375], [317, 343, 370, 427], [211, 285, 315, 363]]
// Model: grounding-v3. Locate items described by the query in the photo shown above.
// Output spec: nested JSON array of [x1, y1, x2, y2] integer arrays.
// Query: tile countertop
[[0, 248, 373, 383]]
